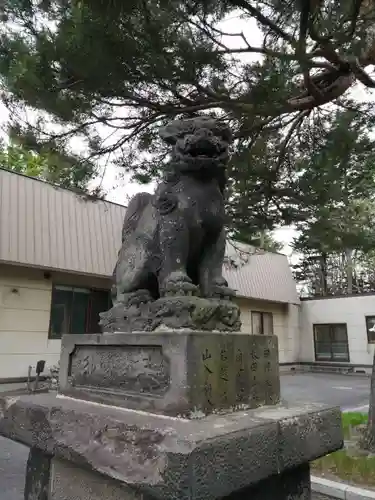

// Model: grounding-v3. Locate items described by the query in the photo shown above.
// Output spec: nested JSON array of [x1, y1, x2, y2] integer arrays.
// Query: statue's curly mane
[[160, 117, 231, 194]]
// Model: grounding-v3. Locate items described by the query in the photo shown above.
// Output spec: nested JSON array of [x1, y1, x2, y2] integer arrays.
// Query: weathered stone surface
[[24, 447, 50, 500], [50, 458, 144, 500], [252, 404, 344, 472], [224, 464, 311, 500], [100, 295, 241, 333], [0, 394, 343, 500], [101, 117, 241, 334], [188, 332, 279, 413], [70, 344, 170, 395], [59, 332, 280, 416], [50, 459, 311, 500]]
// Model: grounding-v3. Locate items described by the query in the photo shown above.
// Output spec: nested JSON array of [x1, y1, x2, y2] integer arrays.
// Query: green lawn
[[311, 412, 375, 487], [341, 412, 369, 438]]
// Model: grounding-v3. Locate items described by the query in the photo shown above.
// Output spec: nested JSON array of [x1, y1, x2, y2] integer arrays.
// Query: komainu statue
[[100, 116, 241, 332]]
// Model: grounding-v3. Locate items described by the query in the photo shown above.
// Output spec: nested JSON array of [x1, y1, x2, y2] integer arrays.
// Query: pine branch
[[226, 0, 297, 45], [216, 47, 335, 69]]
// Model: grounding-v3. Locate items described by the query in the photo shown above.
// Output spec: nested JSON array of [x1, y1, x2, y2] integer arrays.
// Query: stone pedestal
[[49, 458, 311, 500], [59, 332, 280, 416], [0, 331, 344, 500]]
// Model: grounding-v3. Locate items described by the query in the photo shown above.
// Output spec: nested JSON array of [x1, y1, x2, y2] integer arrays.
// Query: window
[[313, 324, 349, 362], [366, 316, 375, 343], [49, 285, 111, 339], [251, 311, 274, 335]]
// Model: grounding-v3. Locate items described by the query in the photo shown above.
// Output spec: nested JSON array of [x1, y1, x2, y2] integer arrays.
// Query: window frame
[[313, 323, 350, 362], [48, 284, 110, 339], [365, 316, 375, 344], [251, 311, 274, 335]]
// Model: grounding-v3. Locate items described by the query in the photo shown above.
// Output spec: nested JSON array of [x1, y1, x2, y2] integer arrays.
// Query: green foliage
[[1, 0, 375, 240], [232, 228, 283, 252], [226, 126, 304, 240], [0, 140, 100, 192], [292, 109, 375, 296], [312, 448, 375, 487], [0, 0, 375, 179], [312, 413, 373, 488], [342, 412, 369, 437], [0, 143, 48, 176], [295, 201, 375, 257]]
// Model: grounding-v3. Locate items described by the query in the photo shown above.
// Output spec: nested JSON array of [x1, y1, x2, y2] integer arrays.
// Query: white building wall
[[237, 298, 296, 364], [0, 265, 59, 379], [286, 303, 301, 363], [0, 263, 111, 380], [300, 296, 375, 365]]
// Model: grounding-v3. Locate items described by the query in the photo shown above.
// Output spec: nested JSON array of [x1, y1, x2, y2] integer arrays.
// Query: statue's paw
[[122, 289, 153, 307], [211, 284, 236, 301], [161, 272, 199, 297]]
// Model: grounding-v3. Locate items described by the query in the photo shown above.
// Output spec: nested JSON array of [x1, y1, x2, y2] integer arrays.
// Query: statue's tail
[[111, 192, 152, 303], [121, 192, 152, 242]]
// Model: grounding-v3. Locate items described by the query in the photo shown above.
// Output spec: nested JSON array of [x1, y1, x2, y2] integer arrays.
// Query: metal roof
[[224, 241, 299, 304], [0, 168, 299, 304]]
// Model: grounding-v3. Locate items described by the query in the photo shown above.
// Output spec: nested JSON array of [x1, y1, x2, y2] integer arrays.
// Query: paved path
[[0, 437, 28, 500], [280, 372, 370, 412], [0, 373, 372, 500]]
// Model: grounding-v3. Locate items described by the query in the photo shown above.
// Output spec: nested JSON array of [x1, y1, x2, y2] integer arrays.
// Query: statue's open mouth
[[180, 142, 228, 161]]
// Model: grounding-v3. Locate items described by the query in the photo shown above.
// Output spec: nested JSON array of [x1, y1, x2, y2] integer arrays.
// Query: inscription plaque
[[69, 345, 170, 395], [190, 335, 280, 413]]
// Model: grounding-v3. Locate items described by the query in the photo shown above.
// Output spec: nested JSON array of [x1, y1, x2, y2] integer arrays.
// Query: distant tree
[[233, 229, 283, 252], [2, 0, 375, 241], [355, 250, 375, 289], [0, 140, 102, 194], [292, 109, 375, 295], [293, 201, 375, 295], [226, 128, 303, 242], [0, 143, 47, 177], [1, 0, 375, 183]]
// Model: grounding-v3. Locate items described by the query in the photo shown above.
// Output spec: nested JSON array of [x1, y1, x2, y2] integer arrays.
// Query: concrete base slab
[[0, 393, 343, 500]]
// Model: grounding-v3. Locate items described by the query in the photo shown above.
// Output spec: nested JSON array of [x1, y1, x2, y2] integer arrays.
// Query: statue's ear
[[159, 124, 178, 145]]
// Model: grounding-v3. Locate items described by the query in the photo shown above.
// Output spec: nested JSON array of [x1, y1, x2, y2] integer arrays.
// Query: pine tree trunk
[[320, 253, 328, 296], [259, 230, 265, 249], [360, 349, 375, 451], [345, 248, 353, 294]]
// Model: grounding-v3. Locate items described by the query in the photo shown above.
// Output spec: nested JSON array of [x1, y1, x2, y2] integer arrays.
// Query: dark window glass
[[49, 287, 73, 339], [87, 289, 111, 333], [366, 316, 375, 344], [70, 289, 90, 335], [49, 286, 110, 339], [313, 324, 349, 362]]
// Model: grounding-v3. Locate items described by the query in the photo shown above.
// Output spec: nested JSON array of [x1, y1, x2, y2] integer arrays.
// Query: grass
[[341, 412, 369, 438], [311, 412, 375, 487]]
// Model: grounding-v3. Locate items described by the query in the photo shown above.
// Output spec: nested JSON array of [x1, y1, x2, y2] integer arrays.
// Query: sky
[[2, 10, 375, 259]]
